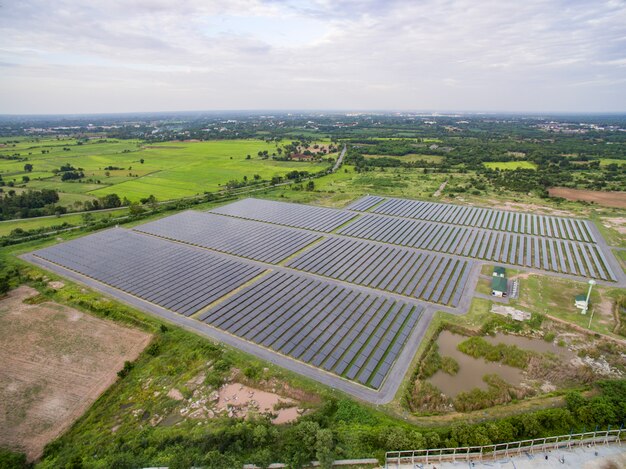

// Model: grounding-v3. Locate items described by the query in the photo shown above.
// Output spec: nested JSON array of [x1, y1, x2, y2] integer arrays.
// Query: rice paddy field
[[365, 154, 443, 163], [483, 161, 537, 170], [0, 138, 333, 203]]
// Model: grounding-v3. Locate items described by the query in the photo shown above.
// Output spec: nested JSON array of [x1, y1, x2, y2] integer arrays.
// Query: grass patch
[[365, 154, 443, 164], [457, 336, 533, 369], [483, 161, 537, 170]]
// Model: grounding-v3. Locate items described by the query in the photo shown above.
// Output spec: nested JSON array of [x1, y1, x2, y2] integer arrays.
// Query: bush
[[117, 360, 134, 378], [0, 449, 30, 469], [457, 337, 532, 369]]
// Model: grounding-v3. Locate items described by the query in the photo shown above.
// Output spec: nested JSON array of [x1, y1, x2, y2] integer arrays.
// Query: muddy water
[[484, 333, 572, 359], [428, 331, 569, 397]]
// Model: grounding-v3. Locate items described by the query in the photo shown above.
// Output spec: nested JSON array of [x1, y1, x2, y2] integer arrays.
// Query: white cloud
[[0, 0, 625, 113]]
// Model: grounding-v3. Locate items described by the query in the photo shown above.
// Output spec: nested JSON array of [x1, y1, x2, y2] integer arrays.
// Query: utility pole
[[588, 306, 595, 329], [583, 279, 596, 315]]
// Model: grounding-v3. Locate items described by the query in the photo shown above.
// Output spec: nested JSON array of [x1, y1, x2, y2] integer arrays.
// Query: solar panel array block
[[33, 228, 267, 316], [338, 214, 615, 280], [200, 271, 423, 389], [133, 210, 321, 264], [210, 198, 356, 232], [286, 237, 471, 306], [350, 196, 595, 242], [346, 195, 384, 212]]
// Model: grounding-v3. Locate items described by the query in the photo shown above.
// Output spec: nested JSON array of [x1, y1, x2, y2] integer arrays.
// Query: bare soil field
[[484, 198, 578, 217], [549, 187, 626, 209], [0, 286, 151, 460]]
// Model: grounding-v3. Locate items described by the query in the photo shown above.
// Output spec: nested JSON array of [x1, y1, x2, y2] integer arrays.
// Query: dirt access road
[[0, 286, 151, 460]]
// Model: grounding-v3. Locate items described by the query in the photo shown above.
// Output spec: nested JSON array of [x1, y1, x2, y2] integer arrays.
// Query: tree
[[285, 421, 319, 468], [23, 163, 33, 172], [100, 193, 122, 209], [315, 429, 334, 469], [306, 180, 315, 191], [22, 176, 30, 183], [384, 427, 412, 450], [139, 158, 144, 164]]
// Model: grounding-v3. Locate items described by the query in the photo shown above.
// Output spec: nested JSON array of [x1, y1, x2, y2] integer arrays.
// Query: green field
[[0, 138, 333, 204], [599, 158, 626, 167], [0, 208, 129, 236], [365, 154, 443, 163], [483, 161, 537, 170]]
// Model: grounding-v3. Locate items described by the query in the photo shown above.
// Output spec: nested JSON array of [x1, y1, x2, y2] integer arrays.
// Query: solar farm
[[24, 195, 625, 400]]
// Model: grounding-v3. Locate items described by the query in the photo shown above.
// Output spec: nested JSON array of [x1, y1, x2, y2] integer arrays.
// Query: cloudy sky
[[1, 0, 625, 114]]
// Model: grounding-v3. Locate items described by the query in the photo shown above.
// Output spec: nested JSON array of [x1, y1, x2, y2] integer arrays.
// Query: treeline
[[35, 380, 626, 468], [0, 189, 128, 221], [0, 189, 60, 219]]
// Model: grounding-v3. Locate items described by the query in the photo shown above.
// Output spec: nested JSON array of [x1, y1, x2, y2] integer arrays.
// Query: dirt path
[[433, 180, 447, 197], [0, 286, 151, 460]]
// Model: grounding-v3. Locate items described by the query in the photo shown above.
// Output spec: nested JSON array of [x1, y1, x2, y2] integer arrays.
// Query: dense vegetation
[[0, 189, 60, 219]]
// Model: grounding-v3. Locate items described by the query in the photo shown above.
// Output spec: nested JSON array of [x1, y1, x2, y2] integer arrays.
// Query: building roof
[[494, 266, 506, 276], [492, 276, 507, 292], [575, 294, 588, 302]]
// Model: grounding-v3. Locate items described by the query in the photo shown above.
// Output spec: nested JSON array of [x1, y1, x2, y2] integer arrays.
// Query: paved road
[[332, 144, 347, 172]]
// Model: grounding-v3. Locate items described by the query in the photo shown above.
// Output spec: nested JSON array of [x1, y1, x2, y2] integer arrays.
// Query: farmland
[[483, 161, 537, 170], [0, 285, 151, 460], [548, 187, 626, 209], [0, 138, 334, 206]]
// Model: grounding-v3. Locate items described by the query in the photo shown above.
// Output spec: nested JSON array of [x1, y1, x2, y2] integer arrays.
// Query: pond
[[428, 330, 570, 397]]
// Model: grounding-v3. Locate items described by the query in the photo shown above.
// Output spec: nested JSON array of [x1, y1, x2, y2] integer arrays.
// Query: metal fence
[[385, 429, 623, 467]]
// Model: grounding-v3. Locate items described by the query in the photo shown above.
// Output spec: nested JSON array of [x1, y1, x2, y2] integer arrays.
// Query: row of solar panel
[[134, 210, 321, 264], [286, 237, 471, 306], [211, 198, 357, 232], [33, 229, 266, 316], [199, 270, 422, 388], [338, 214, 616, 280], [350, 196, 595, 243], [346, 195, 385, 212]]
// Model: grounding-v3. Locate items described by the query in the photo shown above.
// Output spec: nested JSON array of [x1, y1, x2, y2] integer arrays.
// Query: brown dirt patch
[[217, 382, 301, 424], [549, 187, 626, 209], [0, 286, 151, 460], [602, 217, 626, 235], [486, 199, 577, 217]]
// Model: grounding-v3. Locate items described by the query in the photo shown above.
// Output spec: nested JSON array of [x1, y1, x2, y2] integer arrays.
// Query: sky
[[1, 0, 625, 114]]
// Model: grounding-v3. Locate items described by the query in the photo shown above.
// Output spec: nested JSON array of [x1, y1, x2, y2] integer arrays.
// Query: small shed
[[491, 276, 508, 297], [493, 266, 506, 278], [575, 294, 589, 310]]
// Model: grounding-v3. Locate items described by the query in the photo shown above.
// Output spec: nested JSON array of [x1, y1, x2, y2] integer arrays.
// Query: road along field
[[22, 195, 625, 403], [0, 285, 151, 460], [549, 187, 626, 209], [0, 138, 333, 205]]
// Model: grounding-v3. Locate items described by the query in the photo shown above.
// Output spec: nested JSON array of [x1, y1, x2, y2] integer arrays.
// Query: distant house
[[575, 294, 589, 311], [491, 266, 507, 297]]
